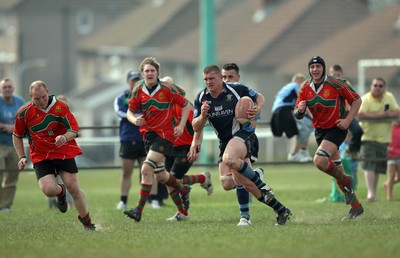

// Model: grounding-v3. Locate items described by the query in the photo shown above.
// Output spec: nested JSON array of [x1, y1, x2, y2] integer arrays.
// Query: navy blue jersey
[[193, 82, 258, 142]]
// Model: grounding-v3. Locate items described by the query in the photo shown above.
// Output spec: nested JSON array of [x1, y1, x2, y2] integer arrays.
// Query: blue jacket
[[114, 90, 143, 142]]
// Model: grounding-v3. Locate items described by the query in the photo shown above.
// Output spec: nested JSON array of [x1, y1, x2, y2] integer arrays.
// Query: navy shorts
[[33, 158, 78, 180]]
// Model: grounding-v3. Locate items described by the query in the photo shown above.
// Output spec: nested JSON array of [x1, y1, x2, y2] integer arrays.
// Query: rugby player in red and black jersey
[[13, 80, 95, 230], [123, 57, 191, 222], [294, 56, 364, 219]]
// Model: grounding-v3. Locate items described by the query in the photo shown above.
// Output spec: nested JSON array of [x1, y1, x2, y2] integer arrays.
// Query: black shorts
[[315, 127, 347, 149], [119, 141, 146, 160], [144, 131, 173, 156], [165, 145, 192, 179], [218, 131, 256, 163], [33, 159, 78, 180], [270, 106, 298, 138]]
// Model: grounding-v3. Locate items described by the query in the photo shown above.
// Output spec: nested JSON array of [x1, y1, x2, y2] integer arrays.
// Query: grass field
[[1, 164, 399, 258]]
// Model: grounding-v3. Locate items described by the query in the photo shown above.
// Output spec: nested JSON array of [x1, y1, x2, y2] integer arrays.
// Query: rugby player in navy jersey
[[221, 63, 261, 226], [191, 65, 292, 225]]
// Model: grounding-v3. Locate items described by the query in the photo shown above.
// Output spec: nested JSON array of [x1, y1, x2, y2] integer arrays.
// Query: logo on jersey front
[[158, 92, 165, 100], [55, 105, 62, 114], [323, 90, 330, 98], [226, 94, 234, 102]]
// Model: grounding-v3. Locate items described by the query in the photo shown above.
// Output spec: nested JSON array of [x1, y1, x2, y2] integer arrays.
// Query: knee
[[122, 169, 133, 178], [314, 156, 327, 170], [41, 185, 58, 197], [155, 172, 167, 183], [220, 176, 235, 190], [65, 184, 80, 197], [141, 164, 154, 177], [222, 156, 234, 169]]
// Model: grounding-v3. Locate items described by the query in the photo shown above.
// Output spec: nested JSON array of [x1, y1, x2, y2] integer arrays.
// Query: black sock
[[258, 196, 286, 214], [121, 196, 128, 204]]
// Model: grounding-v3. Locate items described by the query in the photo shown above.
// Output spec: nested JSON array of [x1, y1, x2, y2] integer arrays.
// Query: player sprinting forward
[[12, 81, 95, 230], [191, 65, 292, 226], [123, 57, 192, 222], [294, 56, 364, 220], [221, 63, 261, 226]]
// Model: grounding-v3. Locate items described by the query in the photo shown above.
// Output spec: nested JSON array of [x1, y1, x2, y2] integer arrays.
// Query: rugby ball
[[235, 96, 254, 124]]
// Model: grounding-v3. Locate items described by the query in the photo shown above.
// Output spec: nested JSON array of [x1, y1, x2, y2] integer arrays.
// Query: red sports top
[[295, 76, 360, 129], [13, 96, 82, 164], [174, 104, 194, 147], [129, 81, 188, 143]]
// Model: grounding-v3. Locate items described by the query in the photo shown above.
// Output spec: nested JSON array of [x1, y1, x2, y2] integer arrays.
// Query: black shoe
[[180, 186, 191, 211], [343, 176, 355, 205], [343, 205, 364, 220], [260, 189, 274, 204], [56, 184, 68, 213], [276, 208, 292, 225], [255, 168, 274, 194], [84, 223, 96, 231], [123, 207, 142, 222]]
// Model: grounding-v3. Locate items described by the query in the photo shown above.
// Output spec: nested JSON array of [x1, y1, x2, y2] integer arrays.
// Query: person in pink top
[[384, 121, 400, 200]]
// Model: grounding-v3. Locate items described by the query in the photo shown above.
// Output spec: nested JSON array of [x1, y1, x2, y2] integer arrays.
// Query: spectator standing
[[13, 81, 95, 230], [358, 78, 400, 202], [384, 121, 400, 200], [0, 78, 25, 212], [294, 56, 363, 219], [271, 73, 313, 162]]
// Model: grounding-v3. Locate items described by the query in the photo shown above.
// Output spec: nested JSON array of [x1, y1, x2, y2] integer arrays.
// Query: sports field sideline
[[1, 164, 399, 258]]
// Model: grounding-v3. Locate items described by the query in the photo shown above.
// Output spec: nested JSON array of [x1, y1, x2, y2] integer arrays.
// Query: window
[[76, 9, 94, 35]]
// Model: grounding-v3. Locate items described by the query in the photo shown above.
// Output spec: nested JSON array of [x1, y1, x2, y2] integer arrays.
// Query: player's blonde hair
[[139, 57, 160, 75], [292, 73, 306, 84]]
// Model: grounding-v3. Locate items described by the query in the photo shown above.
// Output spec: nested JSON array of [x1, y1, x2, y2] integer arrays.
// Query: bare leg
[[120, 158, 134, 197], [364, 170, 378, 201], [60, 172, 89, 217]]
